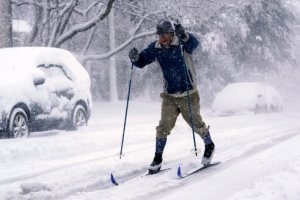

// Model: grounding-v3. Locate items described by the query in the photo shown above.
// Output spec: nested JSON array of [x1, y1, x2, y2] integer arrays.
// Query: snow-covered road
[[1, 101, 300, 200]]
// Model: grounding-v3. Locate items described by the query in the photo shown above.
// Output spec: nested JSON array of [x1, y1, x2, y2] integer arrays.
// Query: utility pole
[[0, 0, 12, 47]]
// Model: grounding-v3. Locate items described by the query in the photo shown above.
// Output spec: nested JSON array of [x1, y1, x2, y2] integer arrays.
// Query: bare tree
[[12, 0, 116, 47], [108, 7, 118, 101]]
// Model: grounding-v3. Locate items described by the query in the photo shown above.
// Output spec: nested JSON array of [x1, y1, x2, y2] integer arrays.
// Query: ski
[[144, 167, 171, 177], [110, 168, 171, 186], [177, 161, 221, 178], [110, 173, 119, 186]]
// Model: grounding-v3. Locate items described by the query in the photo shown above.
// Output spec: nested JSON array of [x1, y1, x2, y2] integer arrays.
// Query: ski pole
[[178, 33, 198, 157], [119, 63, 134, 159]]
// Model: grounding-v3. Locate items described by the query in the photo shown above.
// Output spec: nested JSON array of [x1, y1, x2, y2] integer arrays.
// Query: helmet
[[156, 19, 174, 35]]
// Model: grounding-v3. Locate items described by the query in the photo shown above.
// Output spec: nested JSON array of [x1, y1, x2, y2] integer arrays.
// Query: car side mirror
[[32, 68, 46, 85]]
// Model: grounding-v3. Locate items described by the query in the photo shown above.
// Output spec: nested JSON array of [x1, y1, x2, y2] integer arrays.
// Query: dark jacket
[[132, 33, 199, 97]]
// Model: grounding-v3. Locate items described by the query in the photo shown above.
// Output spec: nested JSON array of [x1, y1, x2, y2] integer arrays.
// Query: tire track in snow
[[130, 129, 300, 200]]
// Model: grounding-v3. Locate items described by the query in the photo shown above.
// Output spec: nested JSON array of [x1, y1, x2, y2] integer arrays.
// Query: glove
[[174, 23, 187, 39], [129, 47, 139, 62]]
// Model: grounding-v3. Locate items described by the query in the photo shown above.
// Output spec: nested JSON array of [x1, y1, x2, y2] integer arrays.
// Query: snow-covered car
[[0, 47, 92, 138], [212, 82, 283, 116]]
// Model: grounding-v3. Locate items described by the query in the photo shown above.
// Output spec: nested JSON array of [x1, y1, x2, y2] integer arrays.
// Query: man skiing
[[128, 19, 215, 173]]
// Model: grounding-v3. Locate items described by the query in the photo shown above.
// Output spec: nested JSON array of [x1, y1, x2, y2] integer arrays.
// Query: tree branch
[[53, 0, 116, 47], [12, 0, 42, 7], [57, 0, 78, 36], [81, 26, 97, 56], [74, 1, 101, 17], [80, 29, 156, 63], [26, 4, 42, 45]]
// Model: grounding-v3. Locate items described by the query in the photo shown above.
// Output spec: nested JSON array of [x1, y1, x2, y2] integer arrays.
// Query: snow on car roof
[[0, 47, 90, 88], [212, 82, 264, 113]]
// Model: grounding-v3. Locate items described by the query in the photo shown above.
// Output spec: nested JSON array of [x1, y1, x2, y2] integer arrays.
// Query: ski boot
[[201, 142, 215, 166], [148, 153, 163, 174]]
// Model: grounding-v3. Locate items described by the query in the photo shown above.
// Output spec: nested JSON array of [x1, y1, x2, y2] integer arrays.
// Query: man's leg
[[179, 92, 207, 136], [179, 92, 215, 165], [148, 137, 167, 171], [149, 94, 180, 171], [156, 94, 180, 139]]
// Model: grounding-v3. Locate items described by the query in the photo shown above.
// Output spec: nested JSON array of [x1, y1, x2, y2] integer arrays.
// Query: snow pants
[[156, 91, 209, 139]]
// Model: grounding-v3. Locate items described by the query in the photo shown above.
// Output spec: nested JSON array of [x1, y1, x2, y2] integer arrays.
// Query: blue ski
[[177, 161, 221, 178], [111, 168, 171, 186]]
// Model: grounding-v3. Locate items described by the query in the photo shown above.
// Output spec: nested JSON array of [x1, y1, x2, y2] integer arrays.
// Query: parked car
[[0, 47, 92, 138], [212, 82, 283, 116]]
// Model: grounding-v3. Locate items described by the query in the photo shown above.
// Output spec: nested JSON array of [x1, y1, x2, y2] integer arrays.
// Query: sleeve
[[181, 33, 199, 54], [132, 42, 156, 68]]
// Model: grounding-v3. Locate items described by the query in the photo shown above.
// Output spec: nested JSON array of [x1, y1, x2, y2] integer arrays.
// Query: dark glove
[[129, 47, 139, 62], [174, 23, 187, 39]]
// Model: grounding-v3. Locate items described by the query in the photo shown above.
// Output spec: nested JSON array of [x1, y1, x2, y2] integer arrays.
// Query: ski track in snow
[[0, 101, 300, 200]]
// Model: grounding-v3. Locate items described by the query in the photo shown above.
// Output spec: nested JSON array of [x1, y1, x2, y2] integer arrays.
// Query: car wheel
[[72, 104, 87, 129], [263, 105, 268, 113], [271, 105, 279, 112], [254, 105, 267, 114], [8, 108, 29, 138], [254, 105, 259, 114], [271, 105, 274, 112]]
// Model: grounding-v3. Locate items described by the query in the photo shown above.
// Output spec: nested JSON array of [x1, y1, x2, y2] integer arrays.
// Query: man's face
[[158, 33, 174, 46]]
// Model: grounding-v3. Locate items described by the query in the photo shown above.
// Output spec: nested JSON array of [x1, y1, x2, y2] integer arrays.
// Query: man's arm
[[174, 23, 199, 54], [181, 33, 199, 54], [132, 42, 156, 68]]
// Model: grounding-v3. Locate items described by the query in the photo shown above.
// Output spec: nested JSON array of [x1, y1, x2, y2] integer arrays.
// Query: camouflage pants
[[156, 91, 209, 139]]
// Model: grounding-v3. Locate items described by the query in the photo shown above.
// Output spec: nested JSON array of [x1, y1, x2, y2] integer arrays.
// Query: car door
[[30, 64, 75, 131]]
